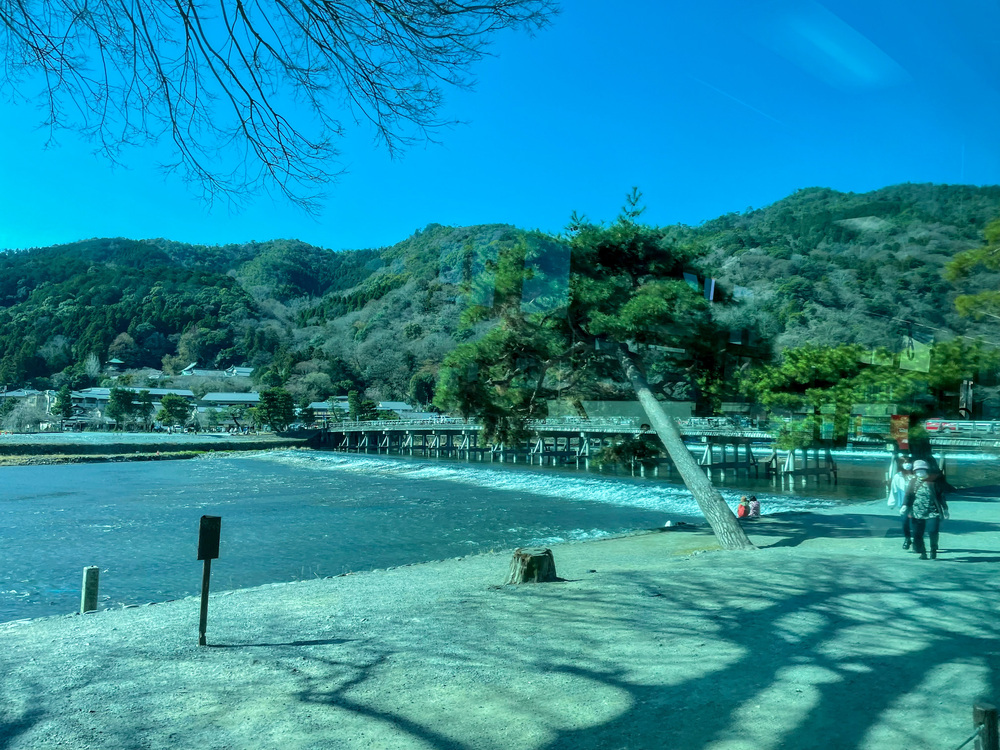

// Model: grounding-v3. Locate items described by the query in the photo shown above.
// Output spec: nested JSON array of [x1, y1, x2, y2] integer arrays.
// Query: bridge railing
[[320, 416, 646, 431], [319, 416, 774, 434]]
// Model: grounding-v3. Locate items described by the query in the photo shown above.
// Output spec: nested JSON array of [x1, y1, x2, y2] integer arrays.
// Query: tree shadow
[[516, 563, 1000, 749], [941, 548, 1000, 554], [288, 652, 470, 750], [752, 513, 897, 548], [3, 528, 999, 749], [0, 667, 107, 748], [751, 512, 1000, 550], [236, 551, 1000, 750], [208, 637, 351, 648], [0, 708, 44, 749]]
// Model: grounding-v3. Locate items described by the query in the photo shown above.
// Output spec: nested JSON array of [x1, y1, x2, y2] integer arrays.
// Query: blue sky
[[1, 0, 998, 252]]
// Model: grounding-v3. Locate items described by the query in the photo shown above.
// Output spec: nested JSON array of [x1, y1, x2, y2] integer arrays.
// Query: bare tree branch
[[0, 0, 556, 209]]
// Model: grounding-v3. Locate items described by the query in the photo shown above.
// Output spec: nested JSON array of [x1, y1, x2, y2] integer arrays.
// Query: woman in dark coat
[[900, 459, 950, 560]]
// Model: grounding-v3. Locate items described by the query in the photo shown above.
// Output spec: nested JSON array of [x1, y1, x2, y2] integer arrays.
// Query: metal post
[[198, 558, 212, 646], [197, 515, 221, 646], [80, 566, 99, 614]]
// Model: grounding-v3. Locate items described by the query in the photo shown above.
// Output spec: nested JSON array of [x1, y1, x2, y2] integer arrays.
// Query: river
[[1, 448, 997, 623]]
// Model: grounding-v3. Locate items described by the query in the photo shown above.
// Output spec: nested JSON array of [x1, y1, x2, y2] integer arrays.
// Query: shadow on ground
[[748, 512, 1000, 554], [269, 552, 1000, 749], [2, 509, 999, 750]]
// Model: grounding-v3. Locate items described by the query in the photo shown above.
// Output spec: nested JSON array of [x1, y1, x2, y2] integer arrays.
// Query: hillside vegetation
[[0, 183, 997, 414]]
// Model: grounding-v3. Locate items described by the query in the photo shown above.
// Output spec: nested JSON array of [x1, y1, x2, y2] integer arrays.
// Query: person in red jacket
[[737, 496, 750, 519]]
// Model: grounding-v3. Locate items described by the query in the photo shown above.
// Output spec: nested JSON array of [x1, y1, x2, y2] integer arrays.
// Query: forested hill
[[693, 183, 1000, 349], [0, 224, 526, 402], [0, 183, 997, 406]]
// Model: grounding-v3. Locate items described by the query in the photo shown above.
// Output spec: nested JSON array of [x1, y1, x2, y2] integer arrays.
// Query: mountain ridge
[[0, 182, 997, 408]]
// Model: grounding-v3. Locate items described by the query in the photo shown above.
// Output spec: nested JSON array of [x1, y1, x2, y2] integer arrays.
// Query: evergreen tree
[[55, 386, 74, 420], [359, 399, 380, 421], [408, 372, 437, 407], [106, 387, 137, 429], [135, 390, 155, 431], [436, 192, 754, 550], [740, 344, 925, 446], [156, 393, 192, 427], [946, 218, 1000, 318], [259, 388, 295, 430]]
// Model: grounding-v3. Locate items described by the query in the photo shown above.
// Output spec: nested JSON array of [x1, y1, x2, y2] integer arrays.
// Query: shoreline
[[0, 453, 881, 627], [0, 493, 997, 749], [0, 433, 313, 466], [0, 451, 206, 466]]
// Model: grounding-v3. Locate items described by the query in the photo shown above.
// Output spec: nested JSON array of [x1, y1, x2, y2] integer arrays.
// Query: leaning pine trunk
[[616, 346, 755, 551]]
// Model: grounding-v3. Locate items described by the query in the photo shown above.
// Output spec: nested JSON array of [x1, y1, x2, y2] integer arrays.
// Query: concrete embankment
[[0, 432, 316, 465], [0, 492, 998, 749]]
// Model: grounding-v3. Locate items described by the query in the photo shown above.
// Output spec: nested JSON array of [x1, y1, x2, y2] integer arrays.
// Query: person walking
[[900, 459, 950, 559], [888, 461, 914, 548]]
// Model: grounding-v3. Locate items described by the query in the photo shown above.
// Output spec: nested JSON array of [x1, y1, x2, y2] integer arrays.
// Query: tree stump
[[506, 547, 558, 584]]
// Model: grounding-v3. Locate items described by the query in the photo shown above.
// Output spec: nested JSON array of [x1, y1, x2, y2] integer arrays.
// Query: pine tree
[[436, 192, 755, 550]]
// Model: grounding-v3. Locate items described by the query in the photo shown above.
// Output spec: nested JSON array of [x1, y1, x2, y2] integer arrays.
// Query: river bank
[[0, 432, 313, 466], [1, 491, 997, 749], [0, 451, 845, 624]]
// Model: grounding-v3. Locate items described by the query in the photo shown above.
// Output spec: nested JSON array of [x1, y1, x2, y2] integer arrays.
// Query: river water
[[1, 448, 997, 623]]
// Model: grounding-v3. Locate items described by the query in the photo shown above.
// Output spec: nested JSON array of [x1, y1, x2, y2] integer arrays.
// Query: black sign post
[[197, 515, 221, 646]]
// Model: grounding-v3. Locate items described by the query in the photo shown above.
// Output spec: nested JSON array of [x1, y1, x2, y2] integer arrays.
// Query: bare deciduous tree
[[84, 352, 102, 379], [3, 402, 48, 432], [0, 0, 555, 208]]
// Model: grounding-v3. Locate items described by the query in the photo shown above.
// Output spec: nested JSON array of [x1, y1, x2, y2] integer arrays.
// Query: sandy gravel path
[[1, 489, 998, 749]]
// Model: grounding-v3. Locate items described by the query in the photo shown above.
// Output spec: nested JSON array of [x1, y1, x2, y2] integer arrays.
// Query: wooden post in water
[[80, 566, 99, 614], [975, 702, 999, 750], [197, 515, 221, 646]]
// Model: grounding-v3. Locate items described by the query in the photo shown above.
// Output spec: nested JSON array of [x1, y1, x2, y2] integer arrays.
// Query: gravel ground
[[1, 492, 998, 749]]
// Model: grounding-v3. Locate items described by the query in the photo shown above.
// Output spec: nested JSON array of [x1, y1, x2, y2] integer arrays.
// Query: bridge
[[319, 417, 773, 439], [317, 416, 996, 484], [316, 418, 830, 484], [318, 416, 999, 447]]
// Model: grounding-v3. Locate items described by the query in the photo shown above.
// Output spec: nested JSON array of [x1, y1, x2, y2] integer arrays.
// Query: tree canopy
[[945, 218, 1000, 319], [741, 340, 1000, 447], [54, 386, 73, 420], [258, 388, 295, 431], [435, 193, 754, 549], [156, 393, 192, 427], [435, 194, 723, 439], [106, 387, 138, 428]]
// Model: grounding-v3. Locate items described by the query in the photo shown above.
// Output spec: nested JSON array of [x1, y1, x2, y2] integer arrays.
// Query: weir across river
[[317, 417, 998, 485], [317, 418, 838, 485]]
